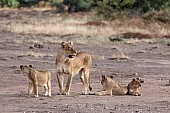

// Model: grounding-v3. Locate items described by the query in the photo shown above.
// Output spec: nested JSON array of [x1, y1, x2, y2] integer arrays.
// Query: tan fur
[[96, 75, 144, 96], [127, 77, 144, 96], [55, 42, 92, 95], [20, 65, 51, 97]]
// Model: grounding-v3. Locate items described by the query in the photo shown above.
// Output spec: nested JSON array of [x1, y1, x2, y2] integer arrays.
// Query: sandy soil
[[0, 10, 170, 113]]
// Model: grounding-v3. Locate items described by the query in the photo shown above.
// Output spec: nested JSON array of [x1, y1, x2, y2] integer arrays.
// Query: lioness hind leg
[[33, 81, 38, 97], [83, 69, 90, 95], [79, 69, 87, 95]]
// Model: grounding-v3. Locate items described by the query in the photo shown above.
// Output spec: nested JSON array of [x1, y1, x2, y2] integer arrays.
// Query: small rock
[[95, 64, 99, 66], [29, 46, 34, 49]]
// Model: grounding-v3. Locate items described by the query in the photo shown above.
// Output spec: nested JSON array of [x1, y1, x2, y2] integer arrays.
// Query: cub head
[[101, 75, 113, 85], [128, 78, 144, 88], [127, 77, 144, 96], [20, 65, 33, 75], [61, 42, 77, 58]]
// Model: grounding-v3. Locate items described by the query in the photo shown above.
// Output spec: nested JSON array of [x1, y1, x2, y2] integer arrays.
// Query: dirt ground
[[0, 10, 170, 113]]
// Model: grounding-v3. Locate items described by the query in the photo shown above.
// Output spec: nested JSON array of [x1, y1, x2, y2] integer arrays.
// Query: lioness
[[20, 65, 51, 97], [55, 42, 92, 95], [96, 75, 144, 96]]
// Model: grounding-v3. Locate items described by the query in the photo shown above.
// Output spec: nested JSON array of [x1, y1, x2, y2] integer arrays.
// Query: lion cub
[[20, 65, 51, 97], [127, 77, 144, 96], [96, 75, 144, 96]]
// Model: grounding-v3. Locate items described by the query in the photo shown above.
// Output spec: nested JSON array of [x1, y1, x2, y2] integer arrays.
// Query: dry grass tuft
[[110, 47, 129, 61], [26, 51, 44, 58], [6, 11, 170, 39]]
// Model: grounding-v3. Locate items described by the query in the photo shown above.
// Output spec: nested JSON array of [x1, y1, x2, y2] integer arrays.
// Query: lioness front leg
[[57, 73, 64, 95], [64, 75, 73, 95]]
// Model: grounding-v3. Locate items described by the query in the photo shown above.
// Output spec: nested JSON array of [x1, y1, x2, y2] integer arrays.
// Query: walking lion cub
[[96, 75, 144, 96], [20, 65, 51, 97], [55, 42, 92, 95]]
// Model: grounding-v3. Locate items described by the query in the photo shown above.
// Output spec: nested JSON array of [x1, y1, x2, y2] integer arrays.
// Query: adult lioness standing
[[55, 42, 92, 95]]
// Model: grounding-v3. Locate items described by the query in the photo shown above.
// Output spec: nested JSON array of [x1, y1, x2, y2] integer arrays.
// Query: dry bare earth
[[0, 9, 170, 113]]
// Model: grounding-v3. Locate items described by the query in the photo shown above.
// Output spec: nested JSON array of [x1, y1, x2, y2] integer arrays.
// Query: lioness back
[[75, 52, 92, 66]]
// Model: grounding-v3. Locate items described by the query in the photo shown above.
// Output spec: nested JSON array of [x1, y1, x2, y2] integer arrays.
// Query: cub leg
[[28, 82, 33, 96], [43, 84, 48, 96], [95, 90, 112, 96], [47, 80, 51, 97]]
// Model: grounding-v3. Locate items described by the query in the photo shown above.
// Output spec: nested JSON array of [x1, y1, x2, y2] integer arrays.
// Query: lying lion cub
[[96, 75, 144, 96], [20, 65, 51, 97]]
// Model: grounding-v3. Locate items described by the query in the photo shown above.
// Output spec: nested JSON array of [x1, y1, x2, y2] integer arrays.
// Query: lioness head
[[61, 42, 77, 58], [20, 65, 32, 75], [127, 77, 144, 96]]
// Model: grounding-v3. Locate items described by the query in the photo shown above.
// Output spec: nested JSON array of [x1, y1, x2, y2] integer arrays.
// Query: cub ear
[[132, 78, 136, 82], [136, 77, 140, 80], [61, 42, 66, 48], [69, 42, 73, 46], [29, 65, 33, 68], [140, 79, 144, 83], [110, 75, 113, 79], [20, 65, 23, 69]]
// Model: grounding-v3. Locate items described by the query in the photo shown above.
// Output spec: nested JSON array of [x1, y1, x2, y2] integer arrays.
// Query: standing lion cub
[[96, 75, 144, 96], [20, 65, 51, 97]]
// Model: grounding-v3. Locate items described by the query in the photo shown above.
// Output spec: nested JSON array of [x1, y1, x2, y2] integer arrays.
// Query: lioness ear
[[29, 65, 32, 68], [110, 75, 113, 79], [61, 42, 66, 48], [20, 65, 23, 69], [69, 42, 73, 46]]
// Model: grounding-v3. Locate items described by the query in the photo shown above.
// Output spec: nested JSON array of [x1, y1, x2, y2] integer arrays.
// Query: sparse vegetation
[[150, 38, 170, 44], [110, 47, 129, 61], [26, 51, 45, 58]]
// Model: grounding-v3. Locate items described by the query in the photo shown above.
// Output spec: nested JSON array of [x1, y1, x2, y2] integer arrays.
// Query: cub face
[[20, 65, 32, 75], [128, 77, 144, 96], [130, 78, 144, 88]]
